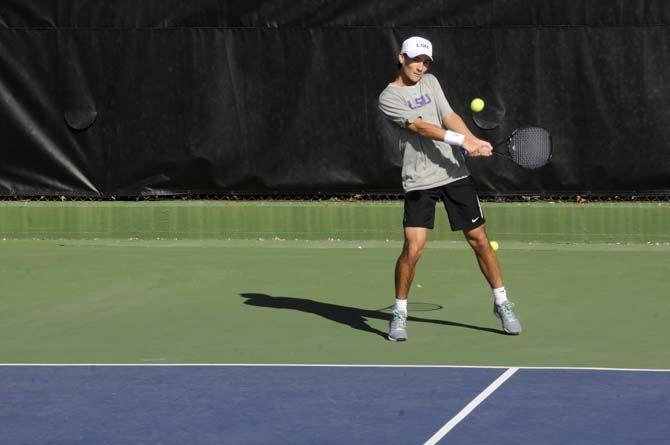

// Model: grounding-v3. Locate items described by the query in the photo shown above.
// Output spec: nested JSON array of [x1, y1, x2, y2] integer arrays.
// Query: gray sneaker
[[494, 301, 522, 335], [388, 310, 408, 341]]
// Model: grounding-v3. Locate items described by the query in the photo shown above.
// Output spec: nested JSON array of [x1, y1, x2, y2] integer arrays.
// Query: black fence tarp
[[2, 1, 670, 197]]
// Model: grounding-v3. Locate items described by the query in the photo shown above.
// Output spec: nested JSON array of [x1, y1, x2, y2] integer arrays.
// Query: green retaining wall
[[0, 201, 668, 243]]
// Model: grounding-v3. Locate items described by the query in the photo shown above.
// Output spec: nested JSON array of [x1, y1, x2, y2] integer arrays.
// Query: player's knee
[[474, 238, 491, 255], [402, 243, 424, 265], [409, 247, 424, 264], [467, 234, 489, 254]]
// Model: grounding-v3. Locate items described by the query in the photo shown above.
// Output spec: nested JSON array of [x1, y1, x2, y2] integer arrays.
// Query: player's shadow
[[240, 293, 506, 339]]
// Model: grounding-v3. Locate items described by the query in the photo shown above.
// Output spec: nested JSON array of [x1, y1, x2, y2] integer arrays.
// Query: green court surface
[[1, 201, 669, 368]]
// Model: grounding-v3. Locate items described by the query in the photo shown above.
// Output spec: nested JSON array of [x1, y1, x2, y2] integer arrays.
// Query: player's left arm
[[443, 112, 476, 139], [443, 112, 493, 156]]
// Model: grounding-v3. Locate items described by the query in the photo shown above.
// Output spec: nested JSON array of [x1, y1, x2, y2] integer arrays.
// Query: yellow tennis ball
[[470, 98, 485, 112], [490, 241, 499, 251]]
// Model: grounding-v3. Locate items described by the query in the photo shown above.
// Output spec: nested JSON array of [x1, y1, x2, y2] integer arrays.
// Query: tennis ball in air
[[470, 98, 485, 112], [490, 241, 499, 251]]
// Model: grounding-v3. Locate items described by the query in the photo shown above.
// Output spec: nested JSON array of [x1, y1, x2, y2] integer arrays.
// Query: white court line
[[423, 367, 519, 445], [1, 364, 669, 372]]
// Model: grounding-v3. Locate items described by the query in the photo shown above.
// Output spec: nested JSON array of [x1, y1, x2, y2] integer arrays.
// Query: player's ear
[[398, 53, 405, 66]]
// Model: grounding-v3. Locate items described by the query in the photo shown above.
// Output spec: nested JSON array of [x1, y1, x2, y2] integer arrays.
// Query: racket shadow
[[239, 293, 506, 339]]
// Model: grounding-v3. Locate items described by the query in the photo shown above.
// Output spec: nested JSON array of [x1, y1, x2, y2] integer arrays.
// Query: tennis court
[[2, 201, 669, 443], [4, 2, 670, 443]]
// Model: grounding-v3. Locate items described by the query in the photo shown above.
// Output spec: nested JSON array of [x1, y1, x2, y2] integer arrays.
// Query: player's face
[[400, 54, 431, 84]]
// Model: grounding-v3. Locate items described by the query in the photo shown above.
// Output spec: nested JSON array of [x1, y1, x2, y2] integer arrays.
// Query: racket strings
[[508, 127, 552, 169]]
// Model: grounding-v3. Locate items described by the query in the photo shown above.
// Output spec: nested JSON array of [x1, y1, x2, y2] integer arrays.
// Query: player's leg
[[463, 224, 502, 289], [395, 227, 429, 300], [442, 177, 522, 334], [463, 225, 521, 334], [389, 227, 428, 342], [388, 189, 437, 342]]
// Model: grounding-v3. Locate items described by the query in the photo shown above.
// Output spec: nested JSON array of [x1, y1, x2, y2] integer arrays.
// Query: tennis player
[[378, 36, 521, 341]]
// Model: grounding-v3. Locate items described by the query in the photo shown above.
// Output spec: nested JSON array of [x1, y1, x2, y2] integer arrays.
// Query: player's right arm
[[379, 90, 490, 157], [406, 118, 492, 157]]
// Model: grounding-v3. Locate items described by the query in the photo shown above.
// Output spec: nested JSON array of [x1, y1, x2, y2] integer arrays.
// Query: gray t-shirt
[[378, 73, 469, 192]]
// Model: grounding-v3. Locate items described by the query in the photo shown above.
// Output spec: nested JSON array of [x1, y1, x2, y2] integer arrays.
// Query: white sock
[[394, 298, 408, 313], [492, 287, 508, 306]]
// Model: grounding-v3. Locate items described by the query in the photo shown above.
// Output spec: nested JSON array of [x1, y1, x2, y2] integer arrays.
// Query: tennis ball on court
[[470, 98, 485, 112], [490, 241, 499, 251]]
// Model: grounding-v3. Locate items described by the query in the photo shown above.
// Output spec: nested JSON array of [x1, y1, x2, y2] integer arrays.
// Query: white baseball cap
[[400, 36, 433, 60]]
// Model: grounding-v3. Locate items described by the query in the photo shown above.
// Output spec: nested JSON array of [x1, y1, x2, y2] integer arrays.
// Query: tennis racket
[[464, 126, 552, 169]]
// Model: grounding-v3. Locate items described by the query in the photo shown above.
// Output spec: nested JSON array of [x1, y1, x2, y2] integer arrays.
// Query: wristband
[[443, 130, 465, 147]]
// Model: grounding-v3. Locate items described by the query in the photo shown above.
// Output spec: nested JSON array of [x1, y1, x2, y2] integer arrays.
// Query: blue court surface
[[1, 365, 669, 444]]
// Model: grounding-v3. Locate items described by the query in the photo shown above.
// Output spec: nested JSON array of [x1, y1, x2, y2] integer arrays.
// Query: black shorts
[[403, 176, 485, 231]]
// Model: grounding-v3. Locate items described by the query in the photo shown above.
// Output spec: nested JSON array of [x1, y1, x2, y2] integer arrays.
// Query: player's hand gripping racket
[[465, 126, 552, 169]]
